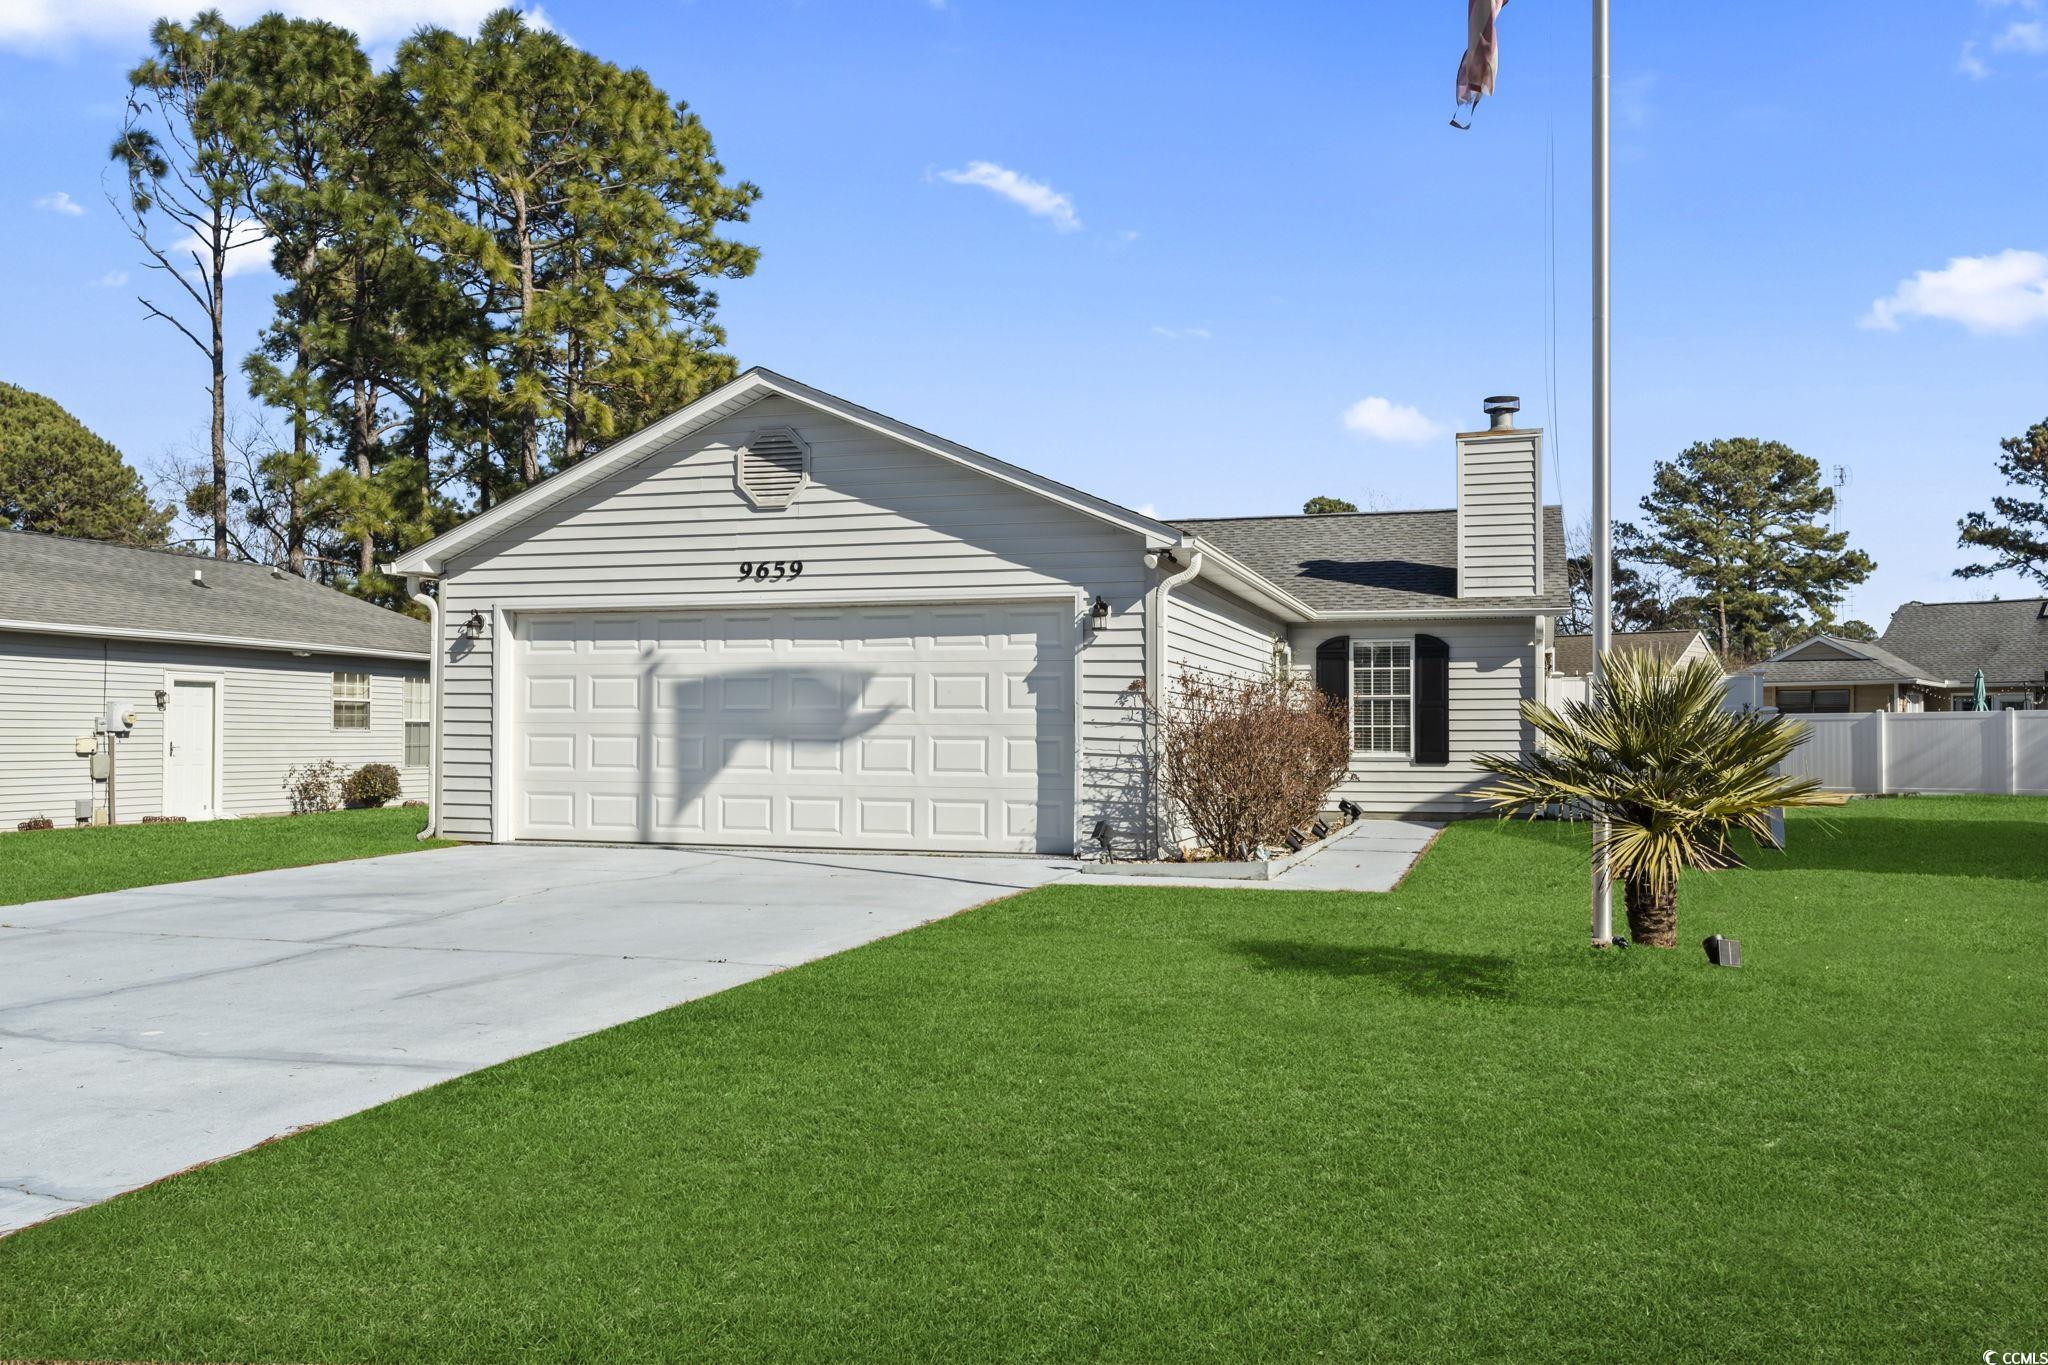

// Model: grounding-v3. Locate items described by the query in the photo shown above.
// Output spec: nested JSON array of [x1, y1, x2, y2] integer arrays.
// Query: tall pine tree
[[396, 9, 758, 490], [1955, 417, 2048, 590], [1616, 438, 1874, 661]]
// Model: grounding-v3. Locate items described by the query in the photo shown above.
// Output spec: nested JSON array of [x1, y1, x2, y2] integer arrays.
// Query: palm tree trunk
[[1623, 874, 1678, 947]]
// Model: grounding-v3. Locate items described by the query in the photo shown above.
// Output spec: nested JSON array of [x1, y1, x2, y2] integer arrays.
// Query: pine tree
[[396, 9, 758, 489], [1955, 418, 2048, 590], [1616, 438, 1874, 661], [111, 12, 260, 560], [0, 383, 173, 544]]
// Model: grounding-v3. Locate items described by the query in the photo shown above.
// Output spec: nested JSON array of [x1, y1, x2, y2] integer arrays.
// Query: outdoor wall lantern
[[153, 688, 167, 709], [462, 611, 487, 638], [1089, 596, 1110, 633]]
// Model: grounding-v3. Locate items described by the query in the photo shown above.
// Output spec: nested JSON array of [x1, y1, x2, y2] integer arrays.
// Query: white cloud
[[1994, 19, 2048, 51], [1863, 249, 2048, 334], [1958, 41, 1991, 77], [0, 1, 549, 54], [33, 191, 83, 216], [934, 161, 1080, 233], [170, 219, 275, 280], [1340, 397, 1442, 444], [1150, 325, 1211, 341], [94, 270, 129, 287]]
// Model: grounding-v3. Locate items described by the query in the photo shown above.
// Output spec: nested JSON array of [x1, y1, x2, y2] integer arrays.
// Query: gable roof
[[387, 367, 1185, 576], [1878, 597, 2048, 689], [1756, 634, 1953, 688], [1551, 629, 1712, 677], [1171, 506, 1569, 614], [0, 531, 429, 660]]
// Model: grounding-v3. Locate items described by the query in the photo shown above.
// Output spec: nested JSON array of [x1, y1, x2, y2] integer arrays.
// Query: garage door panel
[[512, 602, 1075, 853]]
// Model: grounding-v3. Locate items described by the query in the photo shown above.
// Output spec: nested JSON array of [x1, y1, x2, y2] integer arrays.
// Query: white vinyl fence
[[1779, 710, 2048, 796]]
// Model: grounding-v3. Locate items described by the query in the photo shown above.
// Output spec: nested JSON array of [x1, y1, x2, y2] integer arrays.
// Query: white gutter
[[1145, 543, 1204, 857], [0, 617, 429, 662], [405, 576, 442, 842]]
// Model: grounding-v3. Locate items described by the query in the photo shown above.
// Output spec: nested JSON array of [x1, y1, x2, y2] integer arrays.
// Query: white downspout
[[406, 574, 442, 841], [1143, 543, 1204, 855]]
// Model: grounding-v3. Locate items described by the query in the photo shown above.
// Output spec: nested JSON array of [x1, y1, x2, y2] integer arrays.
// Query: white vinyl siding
[[435, 393, 1153, 850], [0, 631, 426, 828], [1292, 616, 1539, 818], [1164, 581, 1281, 684], [1351, 640, 1413, 756], [403, 676, 431, 768], [1456, 429, 1541, 597], [332, 671, 371, 730]]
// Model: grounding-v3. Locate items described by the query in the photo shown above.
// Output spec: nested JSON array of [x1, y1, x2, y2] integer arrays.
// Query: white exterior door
[[163, 679, 217, 819], [510, 602, 1075, 853]]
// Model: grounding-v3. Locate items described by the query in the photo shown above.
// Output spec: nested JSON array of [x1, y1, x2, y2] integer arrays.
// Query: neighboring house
[[1759, 599, 2048, 713], [390, 371, 1567, 856], [1755, 636, 1953, 713], [0, 532, 431, 828], [1549, 628, 1717, 679], [1877, 597, 2048, 711]]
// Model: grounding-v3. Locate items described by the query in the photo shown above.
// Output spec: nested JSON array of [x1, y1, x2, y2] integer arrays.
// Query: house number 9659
[[738, 560, 804, 582]]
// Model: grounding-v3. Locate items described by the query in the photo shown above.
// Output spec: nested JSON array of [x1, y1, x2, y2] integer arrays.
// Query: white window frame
[[402, 675, 431, 767], [1350, 638, 1414, 760], [332, 671, 371, 731]]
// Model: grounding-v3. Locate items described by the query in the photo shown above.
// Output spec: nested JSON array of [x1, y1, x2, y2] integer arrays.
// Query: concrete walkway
[[0, 843, 1077, 1235], [0, 823, 1438, 1236]]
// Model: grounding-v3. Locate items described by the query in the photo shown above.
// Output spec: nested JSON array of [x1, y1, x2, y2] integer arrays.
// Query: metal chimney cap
[[1482, 395, 1520, 429]]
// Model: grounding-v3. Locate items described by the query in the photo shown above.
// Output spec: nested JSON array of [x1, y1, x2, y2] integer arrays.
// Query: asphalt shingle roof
[[1171, 506, 1570, 614], [0, 532, 429, 658], [1551, 629, 1710, 677], [1877, 598, 2048, 690], [1756, 636, 1955, 687]]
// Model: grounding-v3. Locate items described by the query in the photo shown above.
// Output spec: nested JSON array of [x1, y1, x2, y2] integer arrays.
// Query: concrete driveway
[[0, 843, 1078, 1235]]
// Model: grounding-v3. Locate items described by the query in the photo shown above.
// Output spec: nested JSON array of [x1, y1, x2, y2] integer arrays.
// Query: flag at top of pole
[[1451, 0, 1508, 129]]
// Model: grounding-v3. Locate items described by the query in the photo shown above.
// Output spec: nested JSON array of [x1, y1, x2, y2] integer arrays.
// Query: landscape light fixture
[[1703, 935, 1743, 968], [1091, 820, 1114, 861], [1338, 799, 1363, 821]]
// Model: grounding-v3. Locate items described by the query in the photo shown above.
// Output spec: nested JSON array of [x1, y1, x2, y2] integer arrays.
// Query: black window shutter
[[1315, 636, 1351, 706], [1414, 634, 1450, 766]]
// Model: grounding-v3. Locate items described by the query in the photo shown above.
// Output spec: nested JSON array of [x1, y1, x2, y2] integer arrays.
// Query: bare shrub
[[16, 815, 54, 832], [1135, 667, 1352, 861], [282, 759, 346, 814]]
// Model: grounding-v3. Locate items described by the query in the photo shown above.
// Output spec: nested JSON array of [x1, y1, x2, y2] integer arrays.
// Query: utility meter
[[104, 703, 137, 735]]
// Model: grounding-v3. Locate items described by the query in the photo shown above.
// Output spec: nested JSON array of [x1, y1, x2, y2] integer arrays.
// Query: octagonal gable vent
[[736, 426, 810, 510]]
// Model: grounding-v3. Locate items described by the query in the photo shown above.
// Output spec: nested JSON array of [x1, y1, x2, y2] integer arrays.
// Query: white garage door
[[510, 601, 1076, 853]]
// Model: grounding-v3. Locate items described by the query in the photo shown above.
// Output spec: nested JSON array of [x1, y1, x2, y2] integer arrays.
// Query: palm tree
[[1474, 652, 1841, 947]]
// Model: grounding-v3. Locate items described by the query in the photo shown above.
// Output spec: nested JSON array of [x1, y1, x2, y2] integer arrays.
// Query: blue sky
[[2, 0, 2044, 624]]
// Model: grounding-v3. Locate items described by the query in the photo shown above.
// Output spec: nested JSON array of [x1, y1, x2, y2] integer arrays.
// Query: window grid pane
[[404, 676, 430, 722], [333, 672, 371, 730], [1350, 642, 1414, 754], [404, 721, 430, 768]]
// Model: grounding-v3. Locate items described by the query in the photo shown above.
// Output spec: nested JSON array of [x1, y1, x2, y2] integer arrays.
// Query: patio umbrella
[[1973, 669, 1989, 711]]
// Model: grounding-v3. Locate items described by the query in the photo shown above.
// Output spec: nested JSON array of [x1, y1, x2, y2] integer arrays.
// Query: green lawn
[[0, 798, 2041, 1362], [0, 805, 450, 906]]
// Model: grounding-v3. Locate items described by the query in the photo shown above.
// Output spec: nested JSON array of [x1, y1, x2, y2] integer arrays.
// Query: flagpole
[[1590, 0, 1615, 946]]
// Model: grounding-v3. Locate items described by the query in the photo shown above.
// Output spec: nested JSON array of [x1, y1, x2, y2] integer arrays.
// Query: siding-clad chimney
[[1456, 395, 1542, 598]]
